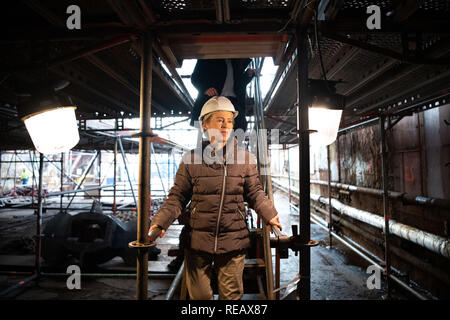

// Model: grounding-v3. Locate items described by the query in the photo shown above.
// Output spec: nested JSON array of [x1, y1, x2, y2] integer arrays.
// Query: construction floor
[[0, 190, 392, 300]]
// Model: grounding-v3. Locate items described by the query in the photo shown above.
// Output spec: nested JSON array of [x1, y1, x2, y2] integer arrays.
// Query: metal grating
[[159, 0, 215, 11], [310, 37, 345, 61], [355, 64, 450, 112], [342, 0, 394, 9], [327, 51, 392, 93], [367, 33, 402, 53], [239, 0, 292, 8], [420, 0, 450, 12]]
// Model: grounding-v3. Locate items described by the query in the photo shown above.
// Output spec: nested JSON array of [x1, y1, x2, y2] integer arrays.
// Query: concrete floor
[[0, 190, 390, 300]]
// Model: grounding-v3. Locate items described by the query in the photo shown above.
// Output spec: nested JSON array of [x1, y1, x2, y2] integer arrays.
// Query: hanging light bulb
[[296, 79, 345, 146], [18, 84, 80, 154], [308, 80, 344, 147], [308, 106, 343, 146], [22, 106, 79, 154]]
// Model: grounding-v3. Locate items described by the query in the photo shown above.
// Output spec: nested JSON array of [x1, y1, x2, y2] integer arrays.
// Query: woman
[[149, 96, 282, 300]]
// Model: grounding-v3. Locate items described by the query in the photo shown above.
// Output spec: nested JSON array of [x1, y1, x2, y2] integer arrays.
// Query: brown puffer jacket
[[150, 138, 277, 255]]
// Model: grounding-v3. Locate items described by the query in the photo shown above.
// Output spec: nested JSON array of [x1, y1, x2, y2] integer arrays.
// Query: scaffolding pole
[[129, 31, 153, 301], [35, 153, 44, 280], [65, 151, 99, 210], [296, 21, 311, 300], [117, 136, 138, 207], [113, 136, 118, 215], [327, 145, 332, 247], [253, 57, 275, 300], [380, 115, 392, 298]]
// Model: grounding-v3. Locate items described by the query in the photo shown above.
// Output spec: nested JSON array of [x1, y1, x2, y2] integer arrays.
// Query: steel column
[[296, 23, 311, 300], [98, 149, 102, 199], [60, 153, 64, 211], [135, 31, 153, 300], [113, 136, 117, 215], [35, 153, 44, 280], [327, 145, 332, 247], [253, 57, 275, 300], [380, 116, 391, 298], [287, 145, 292, 206]]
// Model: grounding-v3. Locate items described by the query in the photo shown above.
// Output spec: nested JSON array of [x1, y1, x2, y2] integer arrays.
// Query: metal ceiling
[[1, 0, 450, 148]]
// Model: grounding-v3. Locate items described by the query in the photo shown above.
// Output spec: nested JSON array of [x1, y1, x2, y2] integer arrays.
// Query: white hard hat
[[199, 96, 239, 122]]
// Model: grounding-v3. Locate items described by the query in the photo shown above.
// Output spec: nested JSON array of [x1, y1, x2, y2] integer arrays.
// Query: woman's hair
[[201, 112, 215, 125]]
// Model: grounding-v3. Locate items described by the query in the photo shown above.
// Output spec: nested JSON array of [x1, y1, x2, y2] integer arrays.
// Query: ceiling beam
[[323, 32, 450, 65], [394, 0, 426, 23]]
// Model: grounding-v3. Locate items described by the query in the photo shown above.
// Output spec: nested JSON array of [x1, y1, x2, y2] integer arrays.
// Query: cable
[[313, 5, 333, 95]]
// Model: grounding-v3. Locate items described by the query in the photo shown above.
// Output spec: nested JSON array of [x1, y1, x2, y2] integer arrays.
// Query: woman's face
[[202, 111, 234, 146]]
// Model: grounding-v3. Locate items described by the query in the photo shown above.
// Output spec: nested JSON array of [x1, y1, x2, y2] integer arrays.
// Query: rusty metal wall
[[307, 103, 450, 298]]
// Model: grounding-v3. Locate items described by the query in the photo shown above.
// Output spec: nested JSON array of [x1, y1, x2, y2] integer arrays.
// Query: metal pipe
[[310, 213, 428, 300], [165, 262, 185, 300], [287, 145, 292, 206], [275, 248, 281, 300], [296, 19, 311, 300], [113, 136, 117, 215], [98, 150, 102, 199], [380, 116, 392, 297], [313, 192, 450, 291], [311, 203, 384, 247], [0, 153, 12, 191], [66, 151, 99, 209], [117, 136, 138, 207], [253, 57, 275, 300], [35, 153, 44, 280], [46, 184, 114, 197], [135, 31, 153, 301], [327, 145, 332, 247], [29, 150, 36, 207], [151, 144, 167, 197], [309, 179, 450, 210], [338, 117, 379, 135], [42, 154, 78, 187], [60, 153, 64, 211], [310, 193, 450, 259], [0, 274, 38, 298], [41, 272, 176, 278]]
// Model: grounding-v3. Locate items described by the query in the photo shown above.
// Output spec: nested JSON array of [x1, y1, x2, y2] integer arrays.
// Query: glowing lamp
[[19, 89, 80, 154], [308, 107, 343, 146], [298, 79, 345, 146]]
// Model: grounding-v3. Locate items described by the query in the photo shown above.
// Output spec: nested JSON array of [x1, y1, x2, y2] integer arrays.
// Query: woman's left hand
[[268, 215, 282, 233]]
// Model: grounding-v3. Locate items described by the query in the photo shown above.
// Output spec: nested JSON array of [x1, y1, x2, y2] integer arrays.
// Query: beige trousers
[[184, 249, 246, 300]]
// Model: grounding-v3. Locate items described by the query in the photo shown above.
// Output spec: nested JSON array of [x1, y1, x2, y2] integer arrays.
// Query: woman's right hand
[[148, 224, 165, 241]]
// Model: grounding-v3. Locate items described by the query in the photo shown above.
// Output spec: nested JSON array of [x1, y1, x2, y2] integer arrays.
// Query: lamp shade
[[308, 107, 343, 146], [23, 106, 79, 154]]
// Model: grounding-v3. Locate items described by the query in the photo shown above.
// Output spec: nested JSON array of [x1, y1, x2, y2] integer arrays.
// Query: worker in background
[[149, 96, 282, 300], [21, 168, 30, 185], [189, 59, 258, 132]]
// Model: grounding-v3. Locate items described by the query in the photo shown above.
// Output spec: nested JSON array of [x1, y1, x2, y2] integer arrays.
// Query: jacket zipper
[[214, 163, 227, 253]]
